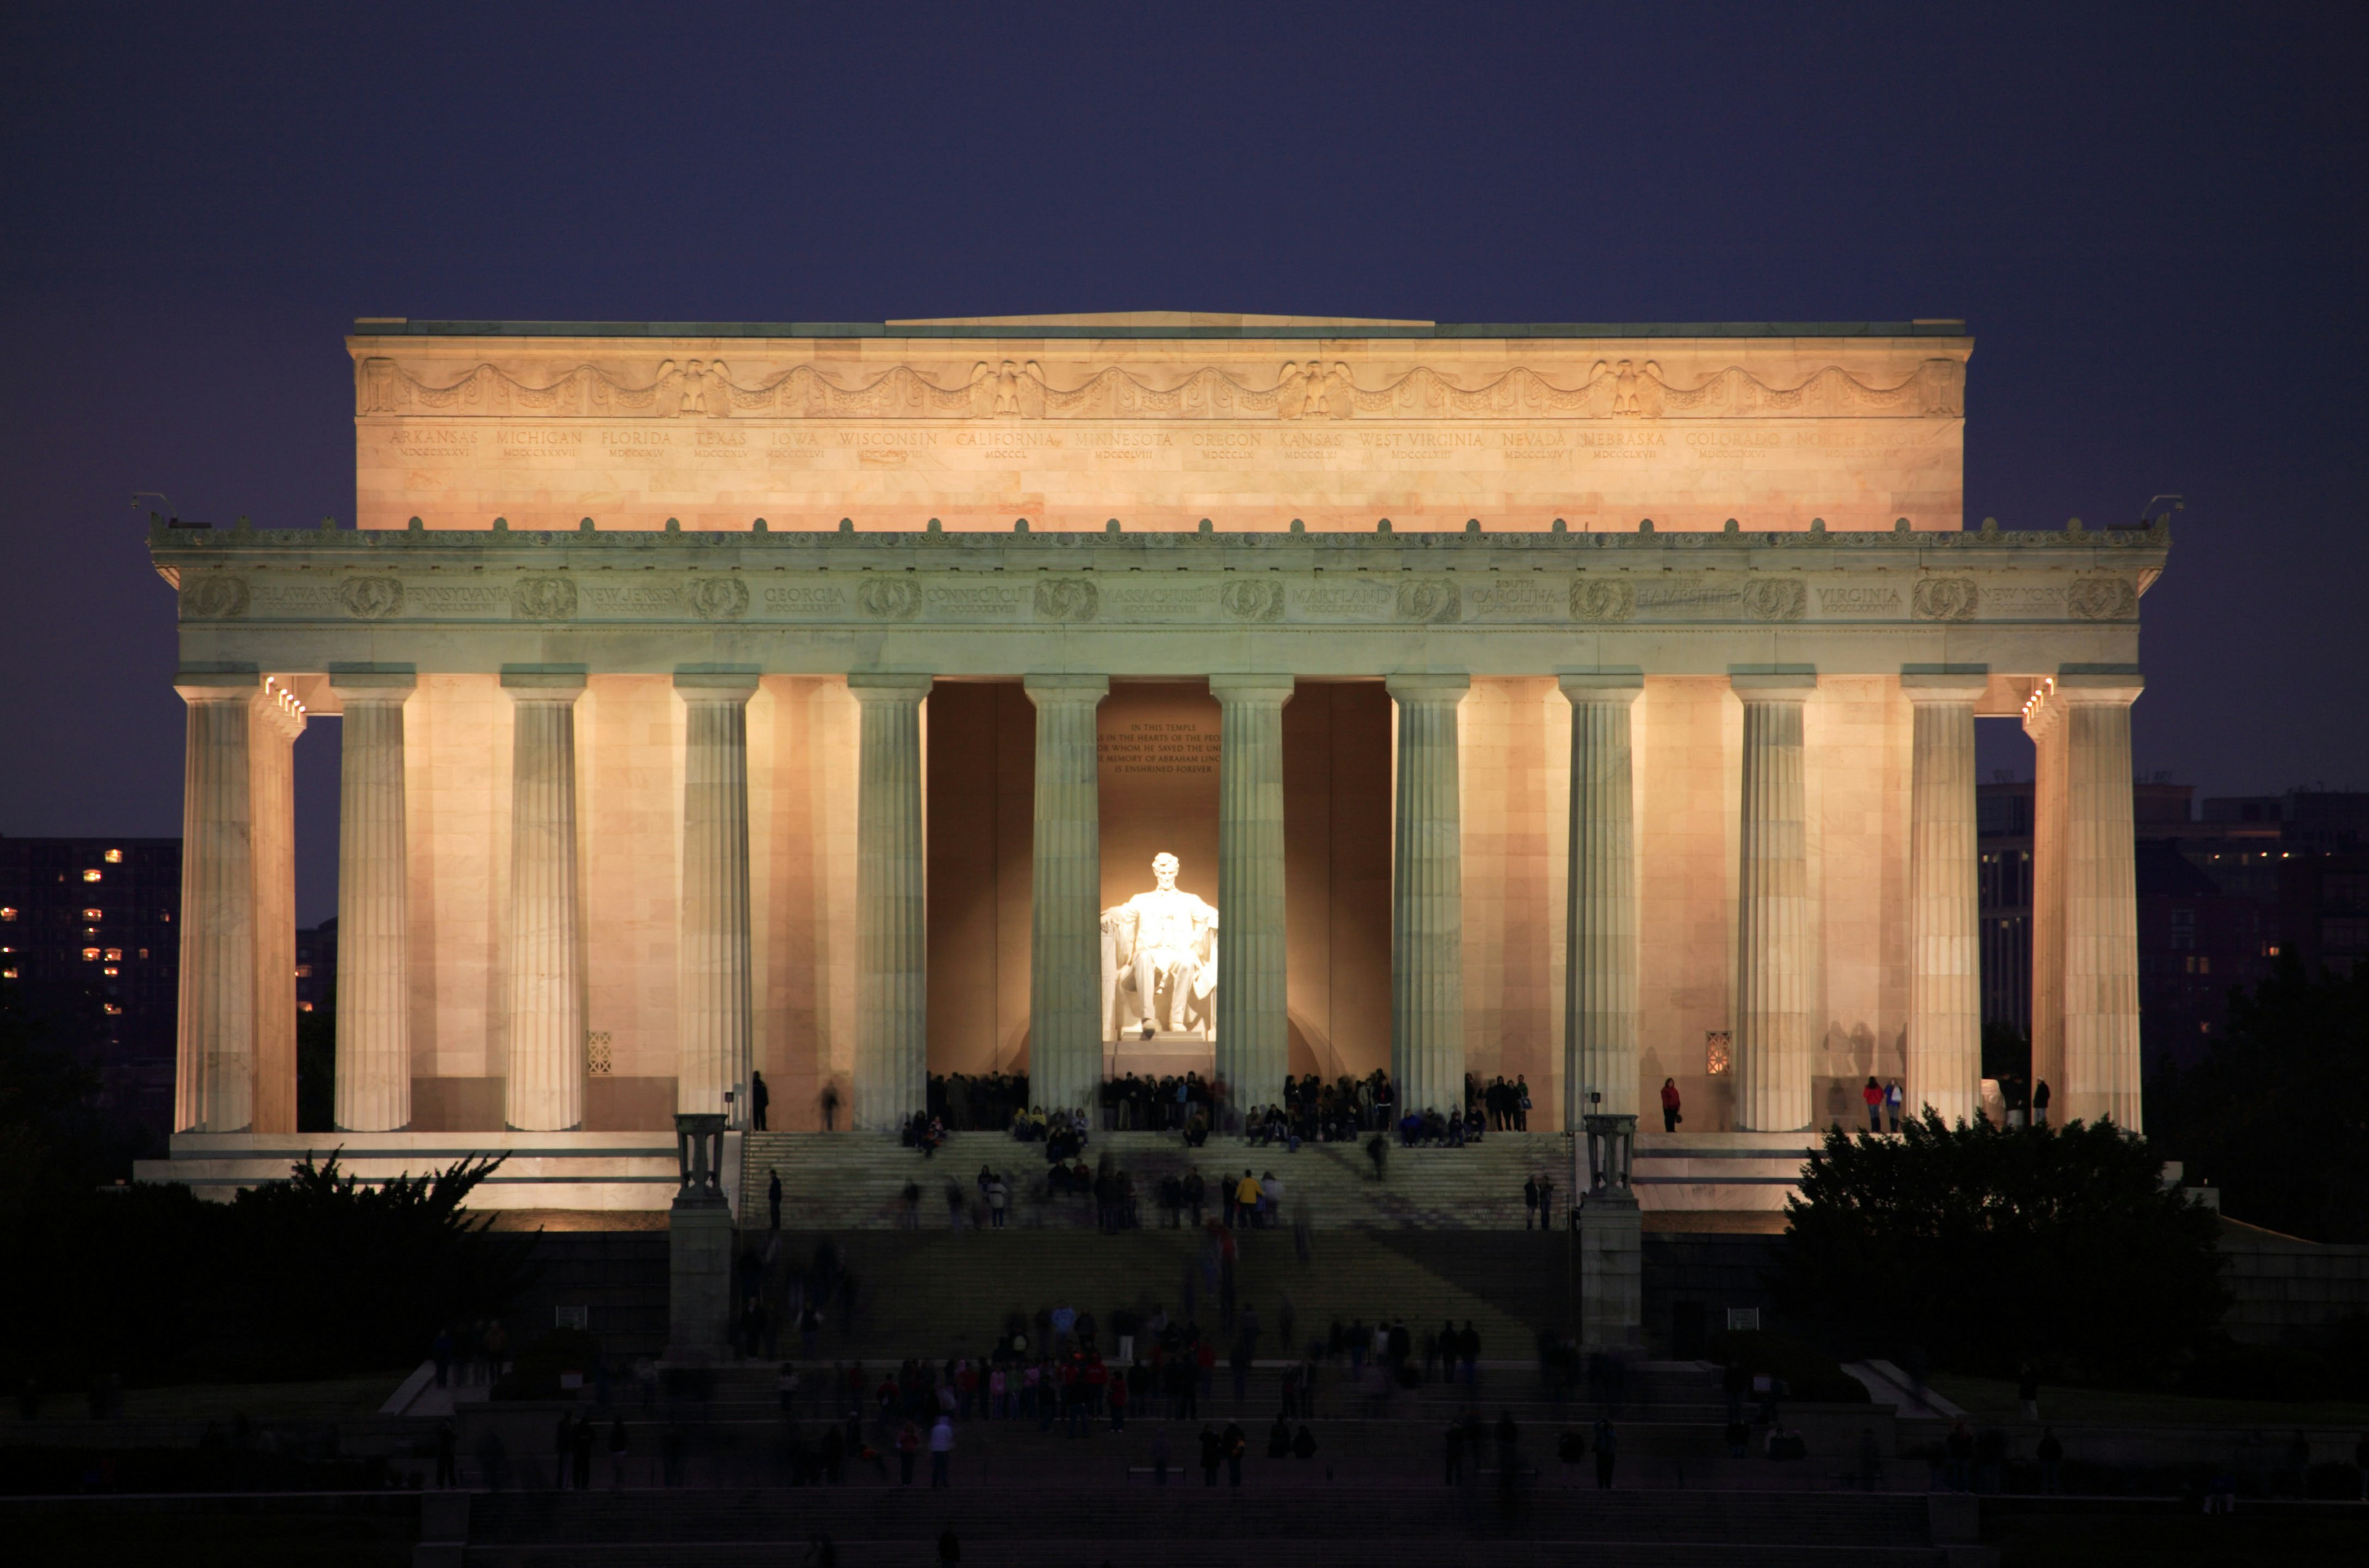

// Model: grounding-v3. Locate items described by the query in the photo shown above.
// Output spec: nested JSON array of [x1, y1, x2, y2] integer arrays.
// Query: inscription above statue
[[1100, 852, 1218, 1042]]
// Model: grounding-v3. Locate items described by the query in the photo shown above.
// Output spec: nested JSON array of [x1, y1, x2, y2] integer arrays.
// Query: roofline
[[351, 318, 1970, 342]]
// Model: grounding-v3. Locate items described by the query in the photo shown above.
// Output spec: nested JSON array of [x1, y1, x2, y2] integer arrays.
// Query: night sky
[[2, 4, 2363, 925]]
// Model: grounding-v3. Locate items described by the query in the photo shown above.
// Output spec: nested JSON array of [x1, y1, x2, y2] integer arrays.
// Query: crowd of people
[[912, 1068, 1542, 1149]]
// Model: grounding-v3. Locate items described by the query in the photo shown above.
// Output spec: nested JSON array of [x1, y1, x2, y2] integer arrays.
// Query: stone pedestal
[[676, 673, 758, 1122], [1732, 674, 1815, 1133], [850, 674, 932, 1131], [666, 1113, 732, 1363], [502, 671, 586, 1132], [1025, 675, 1107, 1118], [1904, 672, 1985, 1126], [1577, 1112, 1643, 1353], [331, 670, 415, 1132], [1388, 674, 1468, 1120], [1212, 675, 1294, 1116]]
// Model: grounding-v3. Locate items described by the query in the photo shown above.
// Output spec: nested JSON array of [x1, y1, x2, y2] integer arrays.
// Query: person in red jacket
[[1861, 1076, 1883, 1133], [1659, 1078, 1682, 1133]]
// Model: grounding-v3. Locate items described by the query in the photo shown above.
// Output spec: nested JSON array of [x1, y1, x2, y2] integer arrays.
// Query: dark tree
[[1777, 1112, 2226, 1384], [2149, 956, 2369, 1243]]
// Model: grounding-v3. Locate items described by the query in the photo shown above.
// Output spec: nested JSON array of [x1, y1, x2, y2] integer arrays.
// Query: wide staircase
[[743, 1129, 1575, 1232], [452, 1485, 1956, 1567], [746, 1228, 1558, 1361]]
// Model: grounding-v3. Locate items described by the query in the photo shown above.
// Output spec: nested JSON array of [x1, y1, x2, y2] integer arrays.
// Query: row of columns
[[174, 667, 2143, 1137]]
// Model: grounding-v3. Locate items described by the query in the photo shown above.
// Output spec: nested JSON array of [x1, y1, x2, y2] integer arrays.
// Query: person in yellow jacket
[[1235, 1171, 1263, 1229]]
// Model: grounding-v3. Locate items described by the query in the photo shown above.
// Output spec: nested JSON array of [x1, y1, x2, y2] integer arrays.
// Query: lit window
[[1, 968, 15, 980], [82, 908, 103, 922], [103, 1004, 122, 1015], [294, 964, 313, 979], [138, 949, 148, 959], [2198, 956, 2210, 975], [161, 910, 171, 922], [104, 849, 122, 864], [0, 908, 14, 922], [2268, 944, 2281, 957], [81, 947, 101, 961], [82, 870, 101, 883], [298, 1001, 314, 1013], [102, 966, 118, 976]]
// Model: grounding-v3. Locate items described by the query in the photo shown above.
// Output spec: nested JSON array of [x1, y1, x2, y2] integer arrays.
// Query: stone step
[[466, 1538, 1951, 1568]]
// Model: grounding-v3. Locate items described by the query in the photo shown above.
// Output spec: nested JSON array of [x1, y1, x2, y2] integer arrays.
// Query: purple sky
[[2, 4, 2363, 925]]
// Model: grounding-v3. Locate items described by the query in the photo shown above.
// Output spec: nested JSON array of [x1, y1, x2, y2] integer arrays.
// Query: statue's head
[[1152, 852, 1179, 890]]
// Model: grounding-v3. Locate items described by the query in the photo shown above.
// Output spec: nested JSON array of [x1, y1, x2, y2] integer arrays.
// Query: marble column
[[330, 671, 415, 1133], [1732, 674, 1816, 1133], [676, 673, 758, 1123], [1024, 675, 1108, 1119], [849, 674, 932, 1131], [1388, 674, 1468, 1119], [247, 682, 304, 1134], [2025, 674, 2145, 1130], [1904, 672, 1985, 1127], [173, 675, 261, 1133], [1212, 675, 1295, 1118], [1561, 674, 1643, 1125], [503, 671, 586, 1132]]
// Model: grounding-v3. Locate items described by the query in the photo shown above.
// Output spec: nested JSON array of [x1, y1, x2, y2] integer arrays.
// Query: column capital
[[1729, 669, 1817, 699], [673, 669, 761, 701], [846, 672, 933, 703], [501, 666, 587, 699], [1022, 674, 1111, 703], [328, 666, 417, 703], [2050, 669, 2145, 705], [1559, 671, 1644, 704], [1386, 672, 1470, 704], [1207, 674, 1295, 704], [1900, 668, 1989, 703], [174, 668, 260, 705]]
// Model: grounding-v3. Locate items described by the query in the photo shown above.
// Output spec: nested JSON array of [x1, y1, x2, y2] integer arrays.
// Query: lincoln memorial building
[[139, 313, 2167, 1208]]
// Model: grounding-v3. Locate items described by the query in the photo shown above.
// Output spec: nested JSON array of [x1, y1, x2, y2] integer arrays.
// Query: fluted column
[[1904, 672, 1985, 1126], [503, 671, 586, 1132], [173, 675, 260, 1133], [1388, 674, 1468, 1119], [1212, 675, 1295, 1117], [331, 670, 415, 1132], [1732, 674, 1816, 1132], [1561, 674, 1642, 1124], [247, 682, 305, 1134], [1024, 676, 1109, 1118], [2025, 674, 2144, 1130], [676, 672, 758, 1123], [849, 674, 932, 1131]]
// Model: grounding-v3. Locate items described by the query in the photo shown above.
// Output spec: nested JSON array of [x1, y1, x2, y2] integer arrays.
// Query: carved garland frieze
[[180, 575, 250, 619], [356, 355, 1966, 423], [339, 577, 404, 619], [1397, 579, 1462, 624], [1033, 578, 1099, 622], [856, 579, 923, 620], [1910, 578, 1978, 622], [1571, 579, 1636, 623], [2066, 577, 2138, 621], [512, 576, 579, 621], [1742, 579, 1807, 622], [685, 577, 749, 622]]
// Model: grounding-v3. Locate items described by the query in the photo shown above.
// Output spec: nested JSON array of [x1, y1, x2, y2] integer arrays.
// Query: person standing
[[894, 1419, 920, 1485], [607, 1413, 627, 1490], [435, 1418, 457, 1488], [1523, 1174, 1540, 1231], [1223, 1421, 1247, 1487], [571, 1412, 594, 1490], [1592, 1416, 1618, 1489], [2017, 1364, 2041, 1422], [767, 1168, 783, 1233], [1862, 1077, 1883, 1133], [819, 1081, 840, 1132], [2037, 1427, 2064, 1495], [1660, 1078, 1682, 1133], [1198, 1424, 1223, 1485], [1515, 1075, 1531, 1131], [1883, 1080, 1904, 1133], [928, 1413, 953, 1488], [1537, 1174, 1555, 1236], [2032, 1079, 2051, 1129], [751, 1070, 771, 1131]]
